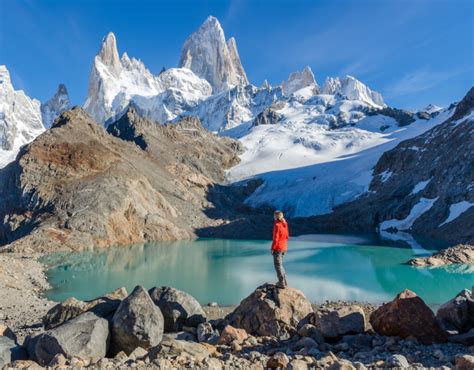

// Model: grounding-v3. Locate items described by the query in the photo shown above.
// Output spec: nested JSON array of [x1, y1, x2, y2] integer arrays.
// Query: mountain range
[[0, 15, 472, 250]]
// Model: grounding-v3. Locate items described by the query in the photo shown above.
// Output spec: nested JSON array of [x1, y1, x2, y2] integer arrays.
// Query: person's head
[[274, 210, 284, 221]]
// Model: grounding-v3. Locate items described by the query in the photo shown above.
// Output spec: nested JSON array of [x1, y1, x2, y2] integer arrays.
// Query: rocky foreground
[[1, 279, 474, 369]]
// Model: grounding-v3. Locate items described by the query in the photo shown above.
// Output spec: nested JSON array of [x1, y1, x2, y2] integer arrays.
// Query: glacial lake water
[[42, 236, 474, 307]]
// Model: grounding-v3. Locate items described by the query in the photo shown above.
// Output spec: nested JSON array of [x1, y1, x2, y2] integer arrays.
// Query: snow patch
[[439, 201, 474, 227], [410, 178, 431, 195], [380, 197, 439, 231]]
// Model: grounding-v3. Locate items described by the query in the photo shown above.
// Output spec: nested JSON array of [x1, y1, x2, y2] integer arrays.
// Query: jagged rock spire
[[41, 83, 71, 128], [179, 16, 248, 93], [98, 32, 122, 77], [282, 66, 319, 96]]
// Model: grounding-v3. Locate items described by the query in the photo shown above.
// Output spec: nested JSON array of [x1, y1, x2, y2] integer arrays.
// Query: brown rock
[[409, 245, 474, 267], [312, 305, 367, 339], [455, 354, 474, 370], [226, 283, 313, 337], [370, 289, 448, 344], [267, 352, 289, 369], [217, 325, 248, 345]]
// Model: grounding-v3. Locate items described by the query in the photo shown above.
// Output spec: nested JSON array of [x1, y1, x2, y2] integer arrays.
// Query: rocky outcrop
[[370, 289, 447, 344], [408, 244, 474, 267], [0, 107, 242, 252], [43, 288, 127, 329], [111, 286, 164, 355], [282, 66, 319, 96], [40, 83, 71, 128], [149, 286, 206, 331], [0, 65, 44, 167], [226, 283, 313, 338], [179, 16, 248, 93], [34, 312, 109, 366], [306, 87, 474, 245], [254, 106, 282, 126], [366, 106, 415, 126], [437, 289, 474, 334]]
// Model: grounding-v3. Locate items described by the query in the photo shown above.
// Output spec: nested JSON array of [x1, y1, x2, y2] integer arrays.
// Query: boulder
[[448, 328, 474, 345], [370, 289, 447, 344], [288, 359, 309, 370], [149, 286, 206, 331], [217, 325, 248, 345], [267, 352, 290, 369], [310, 306, 367, 339], [226, 283, 313, 338], [44, 287, 128, 329], [111, 285, 164, 355], [0, 336, 26, 367], [437, 289, 474, 332], [148, 339, 211, 363], [385, 354, 409, 368], [197, 322, 219, 344], [455, 354, 474, 370], [34, 312, 109, 366]]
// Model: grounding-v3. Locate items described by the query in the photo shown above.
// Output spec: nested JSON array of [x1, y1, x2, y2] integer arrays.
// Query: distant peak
[[203, 15, 221, 27], [98, 32, 121, 75], [57, 83, 68, 95], [0, 64, 11, 84]]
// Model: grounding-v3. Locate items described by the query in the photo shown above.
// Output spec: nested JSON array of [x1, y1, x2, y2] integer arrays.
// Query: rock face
[[148, 286, 206, 331], [83, 32, 211, 125], [408, 244, 474, 267], [179, 16, 248, 93], [40, 83, 70, 128], [0, 107, 241, 252], [111, 286, 164, 355], [226, 284, 313, 338], [0, 65, 44, 168], [34, 312, 109, 366], [308, 87, 474, 245], [436, 288, 474, 333], [282, 66, 319, 96], [253, 106, 281, 126], [310, 306, 367, 339], [322, 75, 385, 107], [370, 289, 447, 344], [43, 287, 127, 329]]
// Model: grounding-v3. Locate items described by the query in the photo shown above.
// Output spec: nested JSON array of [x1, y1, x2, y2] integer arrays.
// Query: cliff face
[[0, 107, 242, 252], [304, 88, 474, 245]]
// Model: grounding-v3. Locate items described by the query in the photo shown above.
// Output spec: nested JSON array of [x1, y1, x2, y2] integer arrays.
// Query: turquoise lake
[[42, 236, 474, 307]]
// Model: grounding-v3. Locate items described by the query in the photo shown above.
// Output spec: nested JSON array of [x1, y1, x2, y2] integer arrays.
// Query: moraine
[[42, 235, 474, 307]]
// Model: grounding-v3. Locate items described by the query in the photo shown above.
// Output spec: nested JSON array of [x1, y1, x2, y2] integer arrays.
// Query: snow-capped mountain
[[179, 16, 248, 93], [0, 65, 45, 168], [322, 75, 385, 107], [41, 83, 71, 128], [420, 103, 443, 114], [282, 66, 319, 97], [83, 32, 212, 125]]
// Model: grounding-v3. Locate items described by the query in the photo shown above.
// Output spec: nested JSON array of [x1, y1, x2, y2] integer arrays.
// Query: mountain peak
[[282, 66, 319, 96], [41, 83, 71, 128], [322, 75, 384, 107], [0, 65, 11, 86], [98, 32, 121, 76], [179, 16, 248, 93]]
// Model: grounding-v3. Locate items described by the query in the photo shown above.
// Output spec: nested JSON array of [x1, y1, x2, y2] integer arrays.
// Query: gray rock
[[34, 311, 109, 366], [297, 323, 324, 344], [111, 285, 164, 355], [163, 331, 196, 341], [197, 322, 219, 344], [43, 287, 127, 330], [448, 328, 474, 345], [0, 336, 26, 367], [313, 306, 367, 339], [149, 286, 206, 331], [385, 354, 409, 368], [437, 289, 474, 332]]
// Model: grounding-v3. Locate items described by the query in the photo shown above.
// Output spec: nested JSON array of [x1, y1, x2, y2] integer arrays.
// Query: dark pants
[[273, 251, 288, 287]]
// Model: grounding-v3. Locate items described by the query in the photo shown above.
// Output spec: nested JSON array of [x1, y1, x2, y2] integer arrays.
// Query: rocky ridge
[[302, 87, 474, 245], [0, 107, 243, 252]]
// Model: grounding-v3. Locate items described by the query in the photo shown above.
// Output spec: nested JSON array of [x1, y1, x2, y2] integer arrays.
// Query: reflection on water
[[42, 237, 474, 307]]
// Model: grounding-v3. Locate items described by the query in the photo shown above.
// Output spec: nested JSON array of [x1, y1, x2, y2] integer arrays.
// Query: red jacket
[[271, 219, 289, 252]]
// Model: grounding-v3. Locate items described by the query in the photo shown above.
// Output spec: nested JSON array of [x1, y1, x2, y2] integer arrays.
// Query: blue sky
[[1, 0, 472, 109]]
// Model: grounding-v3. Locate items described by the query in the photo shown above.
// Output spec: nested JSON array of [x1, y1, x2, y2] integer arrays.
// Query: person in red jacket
[[271, 210, 289, 288]]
